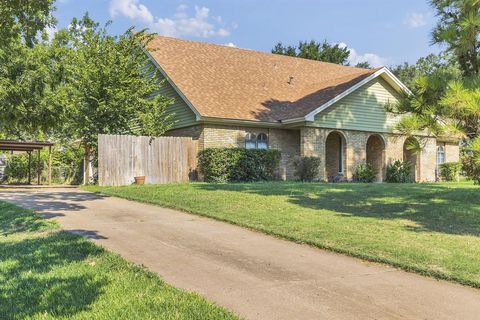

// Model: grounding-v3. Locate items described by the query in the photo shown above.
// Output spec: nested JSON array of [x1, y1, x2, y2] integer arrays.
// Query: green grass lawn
[[86, 181, 480, 288], [0, 201, 239, 320]]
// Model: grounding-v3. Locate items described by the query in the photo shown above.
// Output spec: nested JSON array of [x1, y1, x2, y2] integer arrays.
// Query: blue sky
[[54, 0, 441, 67]]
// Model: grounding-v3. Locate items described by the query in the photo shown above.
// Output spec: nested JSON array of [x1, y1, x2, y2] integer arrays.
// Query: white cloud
[[152, 5, 229, 38], [223, 42, 237, 48], [404, 12, 428, 28], [109, 0, 154, 23], [109, 1, 230, 38], [338, 43, 389, 67]]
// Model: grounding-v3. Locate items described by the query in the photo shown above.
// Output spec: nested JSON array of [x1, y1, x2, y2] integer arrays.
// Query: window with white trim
[[436, 144, 445, 174]]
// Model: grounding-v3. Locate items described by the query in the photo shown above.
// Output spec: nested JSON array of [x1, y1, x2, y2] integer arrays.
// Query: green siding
[[145, 59, 197, 129], [313, 77, 401, 133], [156, 72, 197, 129]]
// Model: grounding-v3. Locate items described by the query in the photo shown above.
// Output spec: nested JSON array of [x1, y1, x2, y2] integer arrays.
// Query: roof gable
[[313, 77, 402, 133], [146, 36, 407, 124], [303, 68, 410, 122]]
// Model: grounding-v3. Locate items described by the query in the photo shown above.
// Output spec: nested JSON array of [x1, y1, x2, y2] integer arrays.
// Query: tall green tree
[[0, 0, 59, 139], [391, 52, 461, 88], [0, 0, 55, 47], [388, 0, 480, 182], [60, 15, 174, 181], [388, 1, 480, 139], [272, 40, 350, 65], [0, 35, 69, 140], [431, 0, 480, 77]]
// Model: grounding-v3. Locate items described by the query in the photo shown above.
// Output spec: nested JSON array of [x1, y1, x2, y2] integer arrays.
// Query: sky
[[53, 0, 442, 67]]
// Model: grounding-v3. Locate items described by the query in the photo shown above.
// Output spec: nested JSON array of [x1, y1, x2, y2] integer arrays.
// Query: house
[[145, 36, 459, 182]]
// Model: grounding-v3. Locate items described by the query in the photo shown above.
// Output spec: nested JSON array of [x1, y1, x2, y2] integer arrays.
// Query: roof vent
[[287, 76, 294, 85]]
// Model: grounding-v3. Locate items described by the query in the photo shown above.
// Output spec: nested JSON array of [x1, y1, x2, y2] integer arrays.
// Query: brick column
[[269, 129, 300, 180], [344, 131, 369, 180], [445, 142, 460, 163], [300, 127, 327, 181], [385, 135, 406, 165], [419, 137, 437, 182]]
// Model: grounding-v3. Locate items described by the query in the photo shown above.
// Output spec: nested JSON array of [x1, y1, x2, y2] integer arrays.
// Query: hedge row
[[198, 148, 281, 183]]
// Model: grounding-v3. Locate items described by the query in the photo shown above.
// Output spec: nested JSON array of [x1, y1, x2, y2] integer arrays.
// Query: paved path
[[1, 187, 480, 320]]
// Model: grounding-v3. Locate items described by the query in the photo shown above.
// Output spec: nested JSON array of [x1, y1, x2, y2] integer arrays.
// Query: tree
[[271, 40, 350, 65], [388, 1, 479, 139], [391, 53, 461, 88], [0, 0, 60, 140], [387, 0, 480, 183], [60, 15, 174, 182], [0, 0, 56, 47], [355, 61, 373, 69], [0, 35, 68, 140], [431, 0, 480, 77], [271, 42, 296, 57]]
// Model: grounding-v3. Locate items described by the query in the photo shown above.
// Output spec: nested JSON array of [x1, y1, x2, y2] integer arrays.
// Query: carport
[[0, 140, 54, 185]]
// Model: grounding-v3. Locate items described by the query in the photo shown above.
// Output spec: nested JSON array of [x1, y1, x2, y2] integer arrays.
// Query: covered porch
[[299, 127, 440, 182]]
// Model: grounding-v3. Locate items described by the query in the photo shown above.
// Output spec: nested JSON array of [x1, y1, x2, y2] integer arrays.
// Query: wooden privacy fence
[[98, 134, 198, 186]]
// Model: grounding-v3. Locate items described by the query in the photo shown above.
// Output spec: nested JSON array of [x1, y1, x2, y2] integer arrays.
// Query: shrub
[[352, 163, 377, 183], [462, 138, 480, 185], [294, 156, 322, 182], [439, 162, 461, 182], [386, 160, 412, 183], [197, 148, 281, 183], [2, 154, 31, 183]]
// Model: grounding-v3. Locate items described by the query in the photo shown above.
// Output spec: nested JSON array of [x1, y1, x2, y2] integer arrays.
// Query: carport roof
[[0, 140, 54, 152]]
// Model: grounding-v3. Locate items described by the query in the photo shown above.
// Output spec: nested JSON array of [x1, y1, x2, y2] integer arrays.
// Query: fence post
[[48, 146, 52, 185]]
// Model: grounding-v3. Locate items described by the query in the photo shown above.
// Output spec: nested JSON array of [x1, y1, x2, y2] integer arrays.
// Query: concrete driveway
[[1, 187, 480, 320]]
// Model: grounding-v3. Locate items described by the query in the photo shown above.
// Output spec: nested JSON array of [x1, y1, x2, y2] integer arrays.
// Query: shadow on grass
[[0, 201, 55, 236], [194, 182, 480, 237], [0, 202, 108, 319], [0, 232, 108, 319]]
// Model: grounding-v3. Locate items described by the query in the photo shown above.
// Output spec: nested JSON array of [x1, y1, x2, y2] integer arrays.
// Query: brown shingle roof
[[147, 36, 380, 123]]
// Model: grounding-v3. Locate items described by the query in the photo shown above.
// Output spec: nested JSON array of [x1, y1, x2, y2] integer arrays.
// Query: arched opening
[[325, 131, 346, 181], [403, 137, 420, 182], [366, 134, 385, 182]]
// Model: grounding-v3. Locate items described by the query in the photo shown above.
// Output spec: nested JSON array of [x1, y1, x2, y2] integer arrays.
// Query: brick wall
[[269, 128, 300, 179], [301, 128, 371, 180], [419, 137, 437, 182], [202, 124, 300, 180], [165, 125, 204, 150], [343, 130, 369, 180], [445, 142, 460, 163], [300, 127, 327, 180], [166, 124, 453, 182]]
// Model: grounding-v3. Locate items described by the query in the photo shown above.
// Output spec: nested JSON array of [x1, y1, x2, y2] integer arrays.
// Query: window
[[245, 133, 257, 149], [245, 132, 268, 149], [257, 133, 268, 149], [437, 144, 445, 174]]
